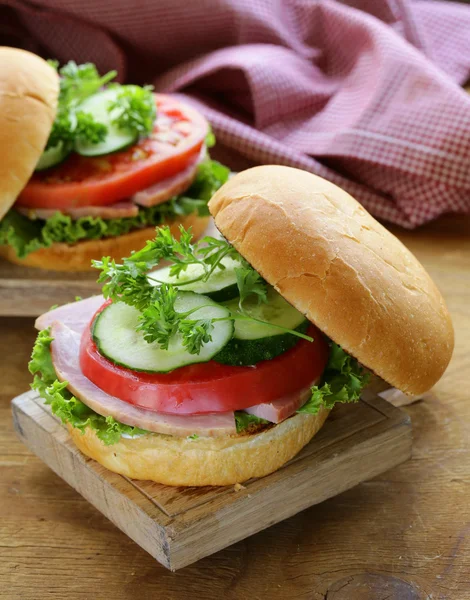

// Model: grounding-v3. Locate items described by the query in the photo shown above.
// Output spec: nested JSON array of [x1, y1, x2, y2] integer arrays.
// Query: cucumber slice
[[214, 321, 309, 366], [74, 88, 138, 157], [93, 292, 233, 373], [36, 142, 71, 171], [148, 256, 241, 302], [224, 287, 306, 340]]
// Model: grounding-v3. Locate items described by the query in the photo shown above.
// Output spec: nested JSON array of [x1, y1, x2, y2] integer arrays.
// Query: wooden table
[[1, 216, 469, 600]]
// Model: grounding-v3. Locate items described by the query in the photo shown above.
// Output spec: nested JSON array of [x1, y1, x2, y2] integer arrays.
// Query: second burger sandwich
[[28, 166, 454, 486], [0, 47, 228, 270]]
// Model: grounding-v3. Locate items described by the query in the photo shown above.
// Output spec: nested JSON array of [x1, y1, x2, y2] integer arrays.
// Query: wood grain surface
[[0, 259, 100, 316], [11, 390, 411, 570], [1, 214, 470, 599]]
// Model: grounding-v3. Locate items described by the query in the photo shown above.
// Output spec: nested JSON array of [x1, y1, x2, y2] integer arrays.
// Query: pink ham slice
[[244, 384, 318, 424], [49, 322, 236, 437], [35, 295, 105, 334], [132, 148, 203, 207], [18, 201, 139, 221]]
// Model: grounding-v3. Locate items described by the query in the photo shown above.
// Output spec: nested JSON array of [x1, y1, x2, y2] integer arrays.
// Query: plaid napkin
[[2, 0, 470, 227]]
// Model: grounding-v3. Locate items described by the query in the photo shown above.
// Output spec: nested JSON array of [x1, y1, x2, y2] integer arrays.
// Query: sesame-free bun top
[[0, 47, 59, 220], [209, 166, 454, 395]]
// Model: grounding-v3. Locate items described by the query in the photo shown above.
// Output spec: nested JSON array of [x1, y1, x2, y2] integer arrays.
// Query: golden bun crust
[[0, 47, 58, 220], [0, 213, 209, 271], [209, 165, 454, 395], [68, 409, 329, 486]]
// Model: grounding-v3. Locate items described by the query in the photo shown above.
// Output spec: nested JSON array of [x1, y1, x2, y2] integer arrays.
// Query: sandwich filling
[[30, 227, 370, 445], [0, 61, 228, 258]]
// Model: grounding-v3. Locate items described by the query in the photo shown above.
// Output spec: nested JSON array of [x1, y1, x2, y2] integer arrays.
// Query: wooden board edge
[[11, 393, 174, 570], [167, 407, 412, 569], [0, 279, 100, 317], [11, 390, 412, 571]]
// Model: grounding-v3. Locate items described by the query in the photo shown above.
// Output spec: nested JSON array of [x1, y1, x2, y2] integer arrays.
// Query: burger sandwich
[[0, 47, 228, 271], [28, 166, 454, 486]]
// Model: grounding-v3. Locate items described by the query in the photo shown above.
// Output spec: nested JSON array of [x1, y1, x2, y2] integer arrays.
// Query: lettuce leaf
[[234, 412, 269, 433], [1, 159, 229, 259], [298, 343, 370, 415], [29, 329, 147, 445]]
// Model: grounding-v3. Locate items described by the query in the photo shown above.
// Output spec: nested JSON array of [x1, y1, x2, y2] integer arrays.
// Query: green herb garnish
[[93, 227, 312, 355], [46, 61, 117, 151], [44, 61, 156, 154], [108, 85, 156, 137]]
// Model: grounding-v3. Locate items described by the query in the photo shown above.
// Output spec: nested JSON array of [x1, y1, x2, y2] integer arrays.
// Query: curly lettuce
[[298, 343, 370, 415], [1, 159, 229, 259], [29, 329, 147, 445]]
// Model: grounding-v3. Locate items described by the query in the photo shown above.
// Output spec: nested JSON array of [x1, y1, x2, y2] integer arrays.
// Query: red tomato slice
[[17, 95, 208, 210], [80, 310, 329, 415]]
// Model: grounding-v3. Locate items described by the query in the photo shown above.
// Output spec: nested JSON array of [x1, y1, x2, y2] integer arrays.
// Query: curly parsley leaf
[[29, 329, 147, 445], [136, 284, 180, 348], [298, 343, 370, 415], [75, 111, 108, 144], [42, 61, 158, 155], [58, 61, 117, 107], [179, 318, 214, 354], [235, 266, 268, 308], [108, 85, 156, 136]]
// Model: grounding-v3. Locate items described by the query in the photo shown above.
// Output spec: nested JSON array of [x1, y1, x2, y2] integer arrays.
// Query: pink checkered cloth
[[2, 0, 470, 227]]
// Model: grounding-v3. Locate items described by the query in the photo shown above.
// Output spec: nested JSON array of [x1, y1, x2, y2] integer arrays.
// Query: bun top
[[0, 47, 59, 219], [209, 166, 454, 395]]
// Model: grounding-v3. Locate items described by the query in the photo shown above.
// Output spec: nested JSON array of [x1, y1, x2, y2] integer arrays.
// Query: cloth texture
[[2, 0, 470, 227]]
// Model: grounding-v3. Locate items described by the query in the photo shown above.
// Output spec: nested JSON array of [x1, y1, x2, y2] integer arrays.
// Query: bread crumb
[[234, 483, 246, 492]]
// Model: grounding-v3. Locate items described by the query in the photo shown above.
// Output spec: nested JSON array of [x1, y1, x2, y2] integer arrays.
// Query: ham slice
[[49, 322, 236, 437], [244, 384, 318, 423], [132, 149, 203, 207], [35, 295, 105, 334], [18, 201, 139, 221]]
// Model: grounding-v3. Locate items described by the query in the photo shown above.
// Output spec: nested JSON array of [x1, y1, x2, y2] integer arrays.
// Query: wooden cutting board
[[12, 389, 412, 571], [0, 259, 99, 316]]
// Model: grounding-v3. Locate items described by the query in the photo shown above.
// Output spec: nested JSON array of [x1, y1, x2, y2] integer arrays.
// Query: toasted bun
[[68, 409, 329, 486], [0, 48, 58, 220], [0, 213, 209, 271], [209, 166, 454, 395]]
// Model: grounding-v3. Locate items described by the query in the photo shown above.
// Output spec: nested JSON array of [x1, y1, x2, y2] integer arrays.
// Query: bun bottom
[[0, 213, 209, 272], [68, 409, 330, 486]]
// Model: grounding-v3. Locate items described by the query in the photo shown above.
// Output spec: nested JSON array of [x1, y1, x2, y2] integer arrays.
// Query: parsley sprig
[[93, 226, 313, 355], [46, 61, 116, 151], [43, 61, 156, 154], [108, 84, 156, 137]]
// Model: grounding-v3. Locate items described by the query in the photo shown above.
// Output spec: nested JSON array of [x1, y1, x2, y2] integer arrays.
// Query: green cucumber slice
[[214, 321, 309, 366], [224, 287, 306, 340], [92, 292, 233, 373], [36, 142, 71, 171], [74, 88, 137, 157], [148, 257, 241, 302]]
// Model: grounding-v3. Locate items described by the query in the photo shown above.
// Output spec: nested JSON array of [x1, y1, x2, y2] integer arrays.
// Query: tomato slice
[[80, 311, 329, 415], [17, 94, 208, 210]]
